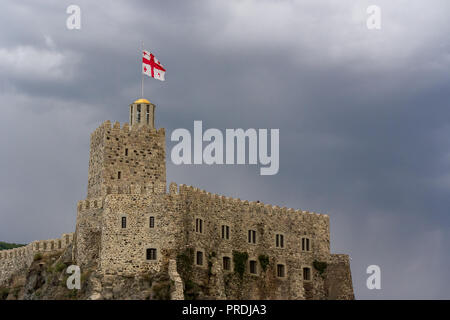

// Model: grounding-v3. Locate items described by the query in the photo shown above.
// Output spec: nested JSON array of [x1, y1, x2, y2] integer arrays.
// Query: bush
[[313, 260, 328, 275], [54, 262, 67, 272], [232, 251, 248, 279], [67, 289, 78, 300], [33, 253, 43, 261], [258, 254, 270, 272], [0, 287, 9, 300], [176, 248, 194, 278], [152, 281, 172, 300], [184, 280, 201, 300]]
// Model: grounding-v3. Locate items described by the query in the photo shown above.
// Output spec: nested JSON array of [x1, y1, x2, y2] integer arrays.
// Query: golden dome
[[133, 98, 150, 104]]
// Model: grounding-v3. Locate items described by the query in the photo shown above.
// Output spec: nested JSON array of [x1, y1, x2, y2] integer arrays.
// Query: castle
[[0, 98, 354, 300]]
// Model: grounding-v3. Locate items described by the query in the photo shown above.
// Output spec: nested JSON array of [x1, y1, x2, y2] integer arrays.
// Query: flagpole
[[141, 41, 144, 98]]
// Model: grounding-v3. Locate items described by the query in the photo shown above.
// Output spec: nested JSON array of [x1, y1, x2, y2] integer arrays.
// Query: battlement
[[169, 182, 329, 221], [77, 197, 105, 211], [0, 233, 74, 286], [0, 233, 74, 259], [91, 120, 165, 140]]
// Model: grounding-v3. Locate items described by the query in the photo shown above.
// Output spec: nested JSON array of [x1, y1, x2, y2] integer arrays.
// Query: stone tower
[[86, 98, 166, 198]]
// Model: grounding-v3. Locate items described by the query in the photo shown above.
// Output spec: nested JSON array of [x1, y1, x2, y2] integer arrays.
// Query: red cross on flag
[[142, 50, 166, 81]]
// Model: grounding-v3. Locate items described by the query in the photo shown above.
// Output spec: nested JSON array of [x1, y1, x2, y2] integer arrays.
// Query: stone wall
[[0, 233, 74, 286], [87, 121, 166, 199], [73, 116, 354, 300], [98, 191, 184, 276], [74, 198, 104, 269], [172, 183, 331, 299], [83, 180, 343, 299]]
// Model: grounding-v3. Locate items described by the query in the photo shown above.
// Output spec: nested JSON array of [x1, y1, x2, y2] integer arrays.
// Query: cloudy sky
[[1, 0, 449, 299]]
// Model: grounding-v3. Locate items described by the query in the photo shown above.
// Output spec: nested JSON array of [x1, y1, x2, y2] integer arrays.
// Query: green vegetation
[[152, 281, 172, 300], [258, 254, 270, 272], [66, 289, 78, 300], [0, 287, 10, 300], [0, 241, 25, 251], [176, 248, 194, 279], [313, 260, 328, 275], [33, 253, 43, 261], [184, 279, 201, 300], [232, 251, 248, 279], [54, 262, 67, 273]]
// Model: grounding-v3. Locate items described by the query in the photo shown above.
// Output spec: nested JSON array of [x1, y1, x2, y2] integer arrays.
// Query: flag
[[142, 50, 166, 81]]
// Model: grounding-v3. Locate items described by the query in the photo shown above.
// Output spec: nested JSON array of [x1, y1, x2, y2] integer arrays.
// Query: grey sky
[[0, 0, 449, 299]]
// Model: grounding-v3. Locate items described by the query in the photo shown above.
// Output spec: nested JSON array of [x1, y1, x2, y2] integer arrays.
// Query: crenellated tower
[[86, 98, 166, 198]]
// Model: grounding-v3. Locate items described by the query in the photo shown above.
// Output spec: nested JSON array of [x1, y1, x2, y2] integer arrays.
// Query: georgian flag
[[142, 50, 166, 81]]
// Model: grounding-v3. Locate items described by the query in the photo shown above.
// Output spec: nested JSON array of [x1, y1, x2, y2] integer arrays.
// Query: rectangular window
[[302, 238, 311, 252], [276, 234, 284, 248], [303, 267, 311, 281], [249, 260, 257, 274], [196, 251, 203, 266], [146, 248, 157, 260], [149, 216, 155, 228], [248, 230, 256, 244], [221, 225, 230, 239], [146, 106, 150, 124], [125, 148, 128, 156], [277, 264, 285, 278], [137, 105, 141, 123], [118, 171, 121, 179], [121, 216, 126, 228], [195, 218, 203, 233], [223, 256, 231, 271], [130, 106, 133, 123]]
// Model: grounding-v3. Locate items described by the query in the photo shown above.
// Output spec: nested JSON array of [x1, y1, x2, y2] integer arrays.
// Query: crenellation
[[0, 233, 74, 286], [0, 98, 355, 299]]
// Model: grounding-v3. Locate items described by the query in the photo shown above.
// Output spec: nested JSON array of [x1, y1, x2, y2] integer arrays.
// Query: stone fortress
[[0, 98, 354, 299]]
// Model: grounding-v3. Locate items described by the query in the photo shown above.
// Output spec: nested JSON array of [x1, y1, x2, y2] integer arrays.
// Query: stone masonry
[[73, 98, 354, 299], [0, 98, 354, 299]]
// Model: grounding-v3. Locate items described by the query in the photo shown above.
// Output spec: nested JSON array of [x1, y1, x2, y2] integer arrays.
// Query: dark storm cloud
[[1, 0, 449, 299]]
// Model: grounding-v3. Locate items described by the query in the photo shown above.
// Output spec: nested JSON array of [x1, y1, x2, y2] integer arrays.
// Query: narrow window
[[277, 264, 285, 278], [221, 225, 230, 239], [223, 256, 231, 271], [196, 251, 203, 266], [276, 234, 284, 248], [130, 105, 133, 123], [249, 260, 257, 274], [121, 216, 126, 228], [302, 237, 311, 252], [118, 171, 121, 179], [195, 218, 203, 233], [146, 248, 157, 260], [137, 105, 141, 123], [248, 230, 256, 244], [303, 267, 311, 281], [146, 105, 150, 124], [149, 216, 155, 228], [125, 148, 128, 156]]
